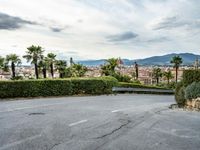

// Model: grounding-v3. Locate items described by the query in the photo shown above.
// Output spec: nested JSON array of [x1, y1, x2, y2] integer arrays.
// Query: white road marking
[[69, 120, 88, 127], [0, 102, 71, 113], [111, 110, 121, 113], [111, 107, 133, 113], [0, 134, 41, 150]]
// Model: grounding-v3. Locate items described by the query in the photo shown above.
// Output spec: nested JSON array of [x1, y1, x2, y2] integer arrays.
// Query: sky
[[0, 0, 200, 60]]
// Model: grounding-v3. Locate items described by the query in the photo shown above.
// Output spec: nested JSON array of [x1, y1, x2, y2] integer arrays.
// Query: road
[[0, 94, 200, 150]]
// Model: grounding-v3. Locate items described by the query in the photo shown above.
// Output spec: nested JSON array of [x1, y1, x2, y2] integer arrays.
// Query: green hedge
[[182, 70, 200, 86], [0, 77, 118, 99], [118, 82, 171, 90]]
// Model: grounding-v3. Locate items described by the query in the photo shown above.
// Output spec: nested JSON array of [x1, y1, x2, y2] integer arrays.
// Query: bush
[[0, 77, 118, 99], [113, 73, 131, 82], [175, 82, 186, 106], [71, 76, 118, 95], [182, 70, 200, 86], [118, 82, 170, 90], [130, 79, 141, 84], [185, 82, 200, 100], [11, 76, 23, 80]]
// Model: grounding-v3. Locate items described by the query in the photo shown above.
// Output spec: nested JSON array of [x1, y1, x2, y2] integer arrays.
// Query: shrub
[[175, 82, 186, 106], [131, 79, 141, 84], [0, 77, 118, 99], [71, 76, 118, 95], [11, 76, 23, 80], [118, 82, 170, 90], [185, 82, 200, 100], [113, 73, 131, 82], [182, 70, 200, 86]]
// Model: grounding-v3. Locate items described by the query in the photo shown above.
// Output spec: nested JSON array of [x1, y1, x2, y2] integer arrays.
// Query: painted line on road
[[0, 102, 71, 113], [69, 120, 88, 127], [111, 109, 121, 113], [111, 107, 133, 113]]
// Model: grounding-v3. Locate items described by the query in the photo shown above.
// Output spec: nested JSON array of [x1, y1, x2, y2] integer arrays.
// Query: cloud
[[0, 12, 35, 30], [152, 16, 185, 30], [147, 36, 171, 43], [152, 16, 200, 31], [106, 31, 138, 42]]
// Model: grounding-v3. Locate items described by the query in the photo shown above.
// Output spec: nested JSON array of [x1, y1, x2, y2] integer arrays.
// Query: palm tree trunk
[[34, 63, 39, 79], [176, 67, 178, 83], [11, 62, 15, 78], [59, 73, 62, 78], [42, 67, 47, 78], [157, 77, 159, 85], [167, 78, 170, 85], [50, 63, 54, 78]]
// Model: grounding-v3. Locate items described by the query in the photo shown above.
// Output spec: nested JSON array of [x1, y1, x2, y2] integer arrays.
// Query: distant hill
[[77, 53, 200, 66]]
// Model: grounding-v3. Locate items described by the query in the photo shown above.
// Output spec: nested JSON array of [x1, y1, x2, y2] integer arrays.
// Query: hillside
[[77, 53, 200, 66]]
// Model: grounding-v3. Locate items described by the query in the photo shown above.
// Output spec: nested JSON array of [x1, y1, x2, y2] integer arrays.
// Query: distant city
[[0, 52, 199, 85]]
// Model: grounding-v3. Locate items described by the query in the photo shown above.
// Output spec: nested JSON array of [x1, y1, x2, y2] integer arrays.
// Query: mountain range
[[77, 53, 200, 66]]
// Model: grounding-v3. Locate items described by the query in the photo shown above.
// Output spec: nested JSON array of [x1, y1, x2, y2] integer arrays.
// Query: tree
[[47, 53, 56, 78], [163, 70, 174, 85], [152, 68, 162, 84], [6, 54, 21, 78], [106, 58, 118, 71], [0, 56, 5, 71], [101, 58, 118, 76], [23, 45, 44, 79], [55, 60, 67, 78], [38, 57, 48, 78], [71, 64, 87, 77], [0, 56, 9, 72], [170, 56, 183, 83], [134, 62, 139, 79]]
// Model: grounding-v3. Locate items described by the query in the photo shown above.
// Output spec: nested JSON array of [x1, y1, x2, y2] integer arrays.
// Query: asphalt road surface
[[0, 94, 200, 150]]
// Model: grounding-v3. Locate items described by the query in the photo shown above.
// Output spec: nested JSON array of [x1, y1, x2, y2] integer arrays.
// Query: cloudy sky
[[0, 0, 200, 60]]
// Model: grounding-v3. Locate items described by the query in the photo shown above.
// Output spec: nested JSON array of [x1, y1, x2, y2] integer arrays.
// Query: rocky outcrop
[[185, 97, 200, 110]]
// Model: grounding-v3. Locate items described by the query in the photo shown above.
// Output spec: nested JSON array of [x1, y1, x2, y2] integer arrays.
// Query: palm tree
[[47, 53, 56, 78], [106, 58, 118, 72], [6, 54, 21, 78], [38, 57, 48, 78], [170, 56, 183, 83], [71, 64, 87, 77], [55, 60, 67, 78], [163, 70, 174, 85], [101, 58, 118, 76], [23, 45, 44, 79], [152, 68, 162, 85]]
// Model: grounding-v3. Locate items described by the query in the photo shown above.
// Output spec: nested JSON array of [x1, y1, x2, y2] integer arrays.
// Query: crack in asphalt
[[94, 120, 131, 139], [93, 108, 168, 150], [48, 142, 62, 150]]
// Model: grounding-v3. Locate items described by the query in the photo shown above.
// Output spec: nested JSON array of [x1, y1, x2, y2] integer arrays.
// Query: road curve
[[0, 94, 200, 150]]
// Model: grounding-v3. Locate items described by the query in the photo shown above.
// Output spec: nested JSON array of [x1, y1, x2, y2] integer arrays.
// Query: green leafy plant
[[185, 82, 200, 100], [182, 70, 200, 86], [175, 82, 186, 106]]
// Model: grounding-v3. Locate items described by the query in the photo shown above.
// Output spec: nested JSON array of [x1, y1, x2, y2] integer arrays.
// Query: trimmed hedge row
[[118, 82, 171, 90], [0, 77, 118, 99]]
